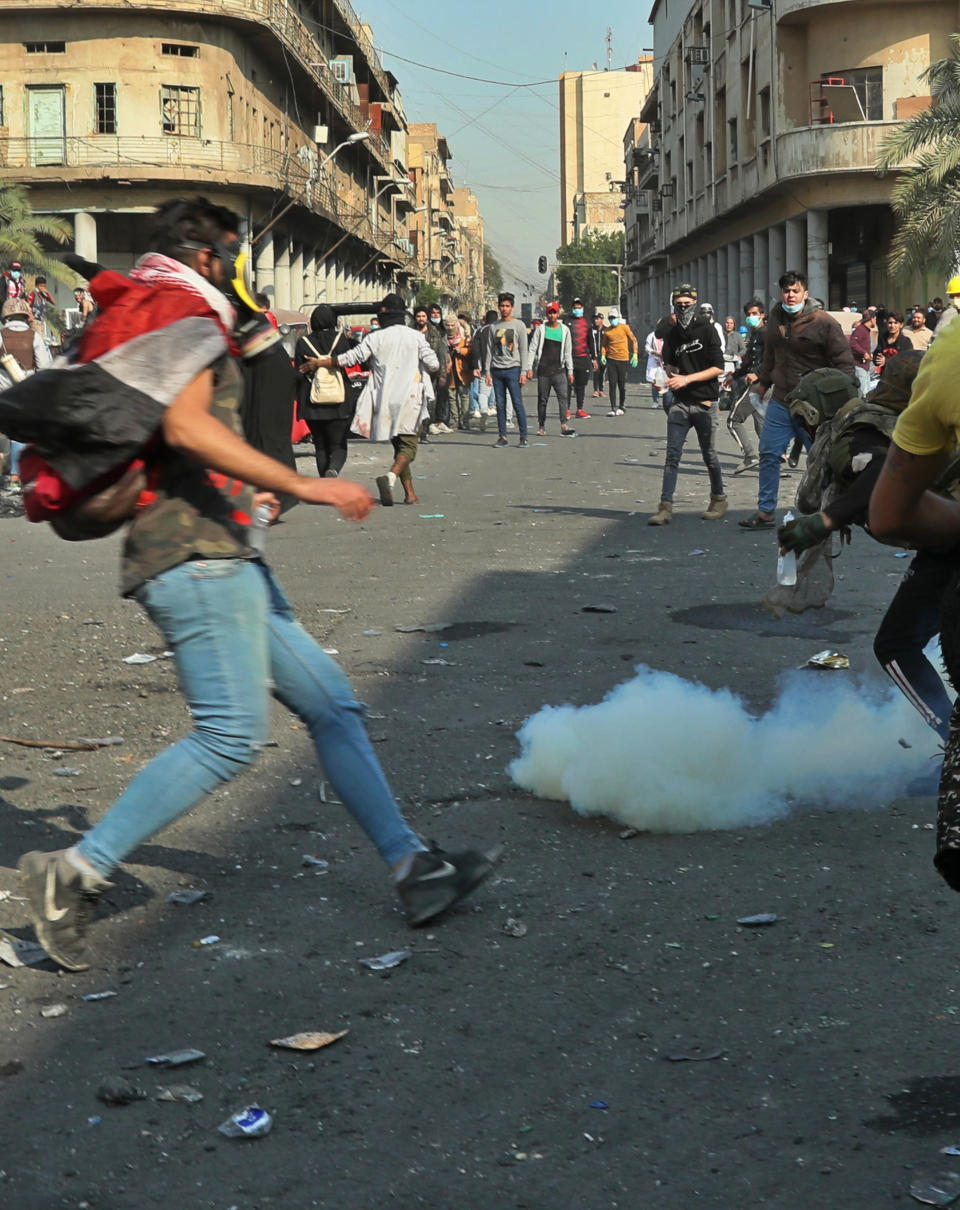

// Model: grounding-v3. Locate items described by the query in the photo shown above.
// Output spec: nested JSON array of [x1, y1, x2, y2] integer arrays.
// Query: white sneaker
[[615, 409, 625, 416], [438, 423, 454, 434], [428, 423, 442, 435], [607, 409, 617, 417]]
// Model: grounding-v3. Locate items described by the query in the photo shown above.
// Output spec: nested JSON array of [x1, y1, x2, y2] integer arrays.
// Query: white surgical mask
[[572, 307, 583, 317], [746, 315, 761, 328], [782, 300, 803, 315]]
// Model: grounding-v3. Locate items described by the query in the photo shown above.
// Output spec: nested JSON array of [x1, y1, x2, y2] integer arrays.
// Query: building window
[[161, 86, 201, 137], [0, 87, 5, 128], [728, 116, 738, 163], [162, 43, 198, 57], [95, 83, 117, 135], [821, 66, 883, 121], [759, 87, 771, 137], [25, 41, 66, 54]]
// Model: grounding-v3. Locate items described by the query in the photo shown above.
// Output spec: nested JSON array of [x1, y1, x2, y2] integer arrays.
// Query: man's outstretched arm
[[868, 441, 956, 543]]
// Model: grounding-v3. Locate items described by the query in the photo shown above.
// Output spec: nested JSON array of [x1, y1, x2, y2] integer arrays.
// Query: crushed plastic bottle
[[777, 510, 797, 586], [218, 1105, 273, 1138]]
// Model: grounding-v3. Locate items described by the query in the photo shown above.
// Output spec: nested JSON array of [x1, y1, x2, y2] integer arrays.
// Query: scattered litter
[[895, 551, 910, 559], [269, 1029, 348, 1051], [688, 549, 706, 557], [218, 1105, 273, 1138], [40, 1003, 68, 1019], [900, 738, 913, 749], [619, 828, 639, 839], [581, 604, 617, 614], [942, 1147, 960, 1158], [589, 1100, 609, 1110], [87, 1116, 102, 1127], [301, 855, 329, 870], [97, 1076, 147, 1105], [165, 889, 209, 906], [664, 1047, 726, 1063], [146, 1048, 206, 1067], [421, 658, 455, 666], [0, 891, 23, 904], [317, 781, 342, 804], [0, 934, 48, 967], [194, 935, 220, 947], [524, 660, 544, 668], [82, 990, 118, 1002], [394, 623, 452, 633], [806, 650, 850, 670], [359, 949, 412, 971], [737, 913, 780, 927], [322, 648, 339, 655], [156, 1084, 204, 1104], [289, 777, 303, 786], [122, 653, 158, 664], [503, 918, 528, 938], [910, 1172, 960, 1206], [53, 767, 83, 777], [318, 608, 351, 613], [418, 514, 445, 519], [362, 629, 383, 637]]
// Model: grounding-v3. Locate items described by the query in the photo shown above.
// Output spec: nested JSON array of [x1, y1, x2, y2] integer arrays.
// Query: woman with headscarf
[[0, 296, 53, 489], [295, 304, 357, 480]]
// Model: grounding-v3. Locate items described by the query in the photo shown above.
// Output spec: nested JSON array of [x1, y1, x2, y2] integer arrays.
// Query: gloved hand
[[778, 512, 830, 553], [600, 354, 606, 366], [630, 354, 639, 368]]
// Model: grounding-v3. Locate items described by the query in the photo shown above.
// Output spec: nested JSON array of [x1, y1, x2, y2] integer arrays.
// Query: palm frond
[[877, 103, 960, 170]]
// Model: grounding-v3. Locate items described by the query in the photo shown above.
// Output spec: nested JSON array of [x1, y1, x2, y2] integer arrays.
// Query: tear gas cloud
[[509, 665, 937, 833]]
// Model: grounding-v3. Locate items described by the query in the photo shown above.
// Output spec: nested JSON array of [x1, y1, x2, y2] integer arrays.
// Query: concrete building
[[407, 122, 461, 308], [628, 0, 952, 334], [0, 0, 421, 312], [451, 187, 485, 318], [559, 60, 654, 245]]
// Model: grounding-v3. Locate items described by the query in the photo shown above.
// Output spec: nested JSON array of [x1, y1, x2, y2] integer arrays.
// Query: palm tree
[[0, 182, 73, 286], [877, 33, 960, 279]]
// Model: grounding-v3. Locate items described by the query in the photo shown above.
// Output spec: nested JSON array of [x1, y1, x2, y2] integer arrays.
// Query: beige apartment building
[[0, 0, 421, 312], [627, 0, 954, 332], [559, 61, 654, 245], [451, 186, 485, 317]]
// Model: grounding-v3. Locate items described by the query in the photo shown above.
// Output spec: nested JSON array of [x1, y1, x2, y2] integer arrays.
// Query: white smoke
[[509, 665, 937, 833]]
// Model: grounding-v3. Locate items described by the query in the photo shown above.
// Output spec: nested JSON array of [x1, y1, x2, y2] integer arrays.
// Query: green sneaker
[[397, 843, 503, 927], [17, 849, 110, 971]]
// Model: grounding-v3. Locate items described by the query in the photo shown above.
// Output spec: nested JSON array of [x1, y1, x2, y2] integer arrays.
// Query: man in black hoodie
[[648, 283, 725, 525]]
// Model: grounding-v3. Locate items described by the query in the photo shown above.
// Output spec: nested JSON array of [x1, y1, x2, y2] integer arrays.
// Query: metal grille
[[161, 86, 201, 137], [95, 83, 116, 135]]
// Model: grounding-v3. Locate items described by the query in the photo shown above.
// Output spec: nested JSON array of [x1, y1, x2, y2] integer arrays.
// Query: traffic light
[[538, 255, 547, 274]]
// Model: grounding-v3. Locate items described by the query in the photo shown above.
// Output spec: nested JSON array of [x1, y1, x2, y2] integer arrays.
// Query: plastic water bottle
[[652, 366, 667, 390], [777, 510, 797, 586], [247, 501, 273, 553]]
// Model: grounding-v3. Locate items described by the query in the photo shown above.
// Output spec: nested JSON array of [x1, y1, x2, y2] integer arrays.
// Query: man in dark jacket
[[739, 269, 856, 529], [564, 295, 597, 418], [648, 283, 725, 525]]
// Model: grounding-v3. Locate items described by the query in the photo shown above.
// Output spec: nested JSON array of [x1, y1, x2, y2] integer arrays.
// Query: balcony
[[0, 135, 416, 269], [0, 0, 392, 167], [774, 120, 902, 179]]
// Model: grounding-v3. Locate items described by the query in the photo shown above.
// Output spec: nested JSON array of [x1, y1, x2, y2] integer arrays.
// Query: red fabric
[[78, 271, 229, 365]]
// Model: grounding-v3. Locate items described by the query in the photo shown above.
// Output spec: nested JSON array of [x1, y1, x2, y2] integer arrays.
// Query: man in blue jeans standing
[[739, 270, 856, 529], [17, 198, 500, 971], [483, 291, 531, 448]]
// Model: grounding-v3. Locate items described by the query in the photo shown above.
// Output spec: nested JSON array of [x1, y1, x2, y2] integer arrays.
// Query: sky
[[358, 2, 652, 297]]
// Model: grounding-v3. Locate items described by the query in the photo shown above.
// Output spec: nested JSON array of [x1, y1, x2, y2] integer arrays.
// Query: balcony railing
[[0, 0, 392, 166], [0, 136, 416, 267]]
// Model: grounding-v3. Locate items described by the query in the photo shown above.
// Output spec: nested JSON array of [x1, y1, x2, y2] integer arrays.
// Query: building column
[[768, 223, 785, 306], [785, 215, 805, 276], [254, 230, 275, 302], [752, 230, 769, 305], [706, 251, 718, 311], [274, 235, 292, 311], [738, 237, 754, 315], [303, 246, 317, 306], [806, 210, 829, 307], [290, 241, 304, 312], [74, 211, 98, 264], [716, 246, 728, 315], [727, 242, 740, 319]]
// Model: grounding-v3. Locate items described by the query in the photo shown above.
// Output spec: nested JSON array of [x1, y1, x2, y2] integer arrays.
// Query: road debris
[[165, 890, 209, 905], [581, 604, 617, 613], [421, 658, 455, 666], [503, 918, 528, 938], [146, 1048, 206, 1067], [269, 1029, 349, 1051], [805, 650, 850, 670], [0, 934, 48, 967], [81, 990, 118, 1001], [737, 913, 780, 927], [218, 1105, 273, 1138], [156, 1084, 204, 1104], [395, 622, 452, 633], [0, 734, 122, 751], [910, 1172, 960, 1206], [52, 767, 83, 777], [194, 935, 220, 947], [122, 653, 158, 664], [359, 949, 412, 971], [664, 1047, 726, 1063], [97, 1076, 147, 1105], [301, 855, 329, 870], [40, 1003, 68, 1018]]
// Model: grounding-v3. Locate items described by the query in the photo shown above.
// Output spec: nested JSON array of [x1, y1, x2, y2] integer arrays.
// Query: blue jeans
[[490, 366, 528, 438], [757, 398, 811, 516], [78, 558, 421, 876], [8, 439, 24, 477]]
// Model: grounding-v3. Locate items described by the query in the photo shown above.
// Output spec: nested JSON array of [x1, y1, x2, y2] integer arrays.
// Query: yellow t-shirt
[[892, 316, 960, 455]]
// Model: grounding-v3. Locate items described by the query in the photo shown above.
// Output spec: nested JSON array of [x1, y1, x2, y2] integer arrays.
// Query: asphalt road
[[0, 383, 954, 1209]]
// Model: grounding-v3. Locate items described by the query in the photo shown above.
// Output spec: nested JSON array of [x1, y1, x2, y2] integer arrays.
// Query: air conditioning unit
[[313, 124, 328, 144], [686, 47, 709, 65], [331, 57, 354, 84]]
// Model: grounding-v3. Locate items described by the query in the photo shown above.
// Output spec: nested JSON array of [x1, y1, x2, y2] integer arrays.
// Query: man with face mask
[[739, 269, 855, 529], [13, 198, 500, 972], [564, 296, 596, 418], [648, 283, 726, 525], [4, 261, 25, 300]]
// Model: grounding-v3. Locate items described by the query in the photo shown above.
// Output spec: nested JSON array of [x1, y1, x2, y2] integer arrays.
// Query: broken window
[[161, 85, 201, 136]]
